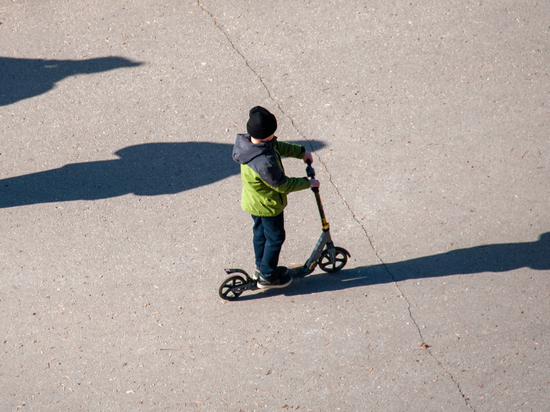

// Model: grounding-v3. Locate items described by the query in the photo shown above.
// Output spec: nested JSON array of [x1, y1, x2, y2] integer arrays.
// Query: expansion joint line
[[198, 4, 472, 408]]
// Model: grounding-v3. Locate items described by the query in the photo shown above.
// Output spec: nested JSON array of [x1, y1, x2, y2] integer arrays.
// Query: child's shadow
[[1, 140, 326, 208], [0, 142, 236, 208]]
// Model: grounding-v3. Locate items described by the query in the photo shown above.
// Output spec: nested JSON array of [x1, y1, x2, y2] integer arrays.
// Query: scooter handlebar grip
[[306, 159, 315, 178]]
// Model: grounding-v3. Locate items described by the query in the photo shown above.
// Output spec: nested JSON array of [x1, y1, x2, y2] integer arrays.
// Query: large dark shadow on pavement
[[238, 233, 549, 300], [287, 233, 550, 295], [0, 141, 326, 208], [0, 56, 142, 106]]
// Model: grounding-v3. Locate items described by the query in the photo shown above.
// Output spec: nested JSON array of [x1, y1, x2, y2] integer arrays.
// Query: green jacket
[[232, 134, 311, 217]]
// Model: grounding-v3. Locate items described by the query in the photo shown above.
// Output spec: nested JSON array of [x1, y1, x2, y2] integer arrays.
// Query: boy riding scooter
[[232, 106, 319, 289]]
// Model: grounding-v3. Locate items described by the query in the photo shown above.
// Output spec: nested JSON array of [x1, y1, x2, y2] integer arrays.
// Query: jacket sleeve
[[276, 141, 305, 159], [267, 176, 310, 194]]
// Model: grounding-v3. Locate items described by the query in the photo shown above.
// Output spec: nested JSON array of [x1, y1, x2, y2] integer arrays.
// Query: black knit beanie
[[246, 106, 277, 140]]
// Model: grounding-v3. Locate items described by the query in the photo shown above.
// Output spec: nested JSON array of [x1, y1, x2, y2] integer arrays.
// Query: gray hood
[[232, 133, 274, 165], [232, 133, 287, 187]]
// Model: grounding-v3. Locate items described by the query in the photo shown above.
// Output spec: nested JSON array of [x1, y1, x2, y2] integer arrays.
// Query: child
[[232, 106, 320, 289]]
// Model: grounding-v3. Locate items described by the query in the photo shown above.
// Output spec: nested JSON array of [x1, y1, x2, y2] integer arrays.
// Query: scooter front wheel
[[219, 275, 248, 301], [319, 247, 349, 273]]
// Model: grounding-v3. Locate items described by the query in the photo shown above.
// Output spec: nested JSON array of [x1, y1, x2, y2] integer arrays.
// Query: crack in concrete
[[196, 2, 314, 152], [197, 2, 278, 102], [198, 2, 474, 410], [341, 207, 475, 411]]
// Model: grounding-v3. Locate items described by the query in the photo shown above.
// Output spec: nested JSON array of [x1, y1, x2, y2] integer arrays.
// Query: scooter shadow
[[233, 232, 550, 300], [234, 266, 388, 301]]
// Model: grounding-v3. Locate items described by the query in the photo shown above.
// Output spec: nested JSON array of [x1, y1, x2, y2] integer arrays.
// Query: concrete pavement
[[1, 1, 549, 410]]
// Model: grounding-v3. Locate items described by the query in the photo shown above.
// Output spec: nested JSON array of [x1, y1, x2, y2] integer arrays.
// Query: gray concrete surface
[[1, 0, 548, 410]]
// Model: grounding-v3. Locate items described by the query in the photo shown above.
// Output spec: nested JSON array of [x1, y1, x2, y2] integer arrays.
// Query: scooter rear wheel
[[319, 247, 348, 273], [219, 275, 247, 301]]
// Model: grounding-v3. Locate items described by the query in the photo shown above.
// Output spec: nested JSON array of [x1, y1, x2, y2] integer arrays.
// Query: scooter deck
[[288, 264, 309, 279]]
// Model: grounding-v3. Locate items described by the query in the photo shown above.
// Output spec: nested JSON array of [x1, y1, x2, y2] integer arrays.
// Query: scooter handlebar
[[306, 159, 315, 178], [306, 159, 319, 192]]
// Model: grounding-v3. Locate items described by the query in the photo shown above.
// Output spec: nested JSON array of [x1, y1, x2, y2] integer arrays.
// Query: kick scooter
[[218, 159, 350, 301]]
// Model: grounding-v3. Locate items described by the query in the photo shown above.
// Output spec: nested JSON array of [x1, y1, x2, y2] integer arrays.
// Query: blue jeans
[[252, 212, 286, 275]]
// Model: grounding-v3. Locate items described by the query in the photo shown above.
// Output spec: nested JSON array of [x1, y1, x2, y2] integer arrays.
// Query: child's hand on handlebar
[[303, 151, 313, 164], [309, 179, 320, 188]]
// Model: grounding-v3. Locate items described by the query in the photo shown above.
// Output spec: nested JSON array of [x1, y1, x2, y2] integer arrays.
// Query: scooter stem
[[314, 190, 330, 231], [306, 160, 330, 231]]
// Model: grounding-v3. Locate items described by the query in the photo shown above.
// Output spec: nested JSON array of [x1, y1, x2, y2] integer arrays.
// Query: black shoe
[[253, 265, 261, 280], [257, 267, 292, 289]]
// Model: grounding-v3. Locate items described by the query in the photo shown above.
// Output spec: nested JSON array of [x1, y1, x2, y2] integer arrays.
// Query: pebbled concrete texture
[[1, 1, 548, 411]]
